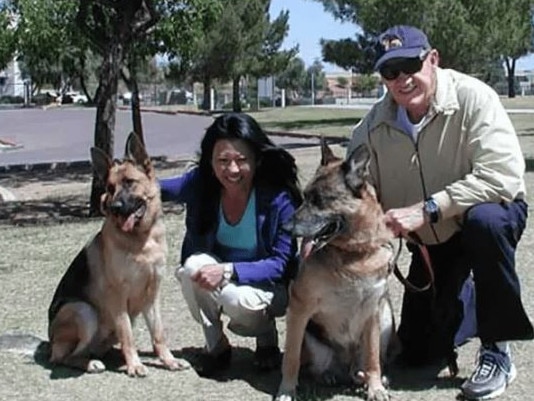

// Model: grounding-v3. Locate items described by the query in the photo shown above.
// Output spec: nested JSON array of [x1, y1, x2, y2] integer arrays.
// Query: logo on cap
[[381, 37, 403, 51]]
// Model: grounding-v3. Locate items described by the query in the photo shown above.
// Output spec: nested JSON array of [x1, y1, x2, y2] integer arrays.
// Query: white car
[[122, 92, 143, 100], [64, 91, 88, 104]]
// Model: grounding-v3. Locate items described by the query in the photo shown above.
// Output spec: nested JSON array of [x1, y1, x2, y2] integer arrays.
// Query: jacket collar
[[369, 67, 460, 131]]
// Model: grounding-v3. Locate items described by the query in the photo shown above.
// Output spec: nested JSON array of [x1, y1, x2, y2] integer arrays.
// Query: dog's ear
[[320, 137, 338, 166], [90, 147, 112, 183], [125, 132, 148, 163], [125, 132, 153, 177], [343, 143, 371, 193]]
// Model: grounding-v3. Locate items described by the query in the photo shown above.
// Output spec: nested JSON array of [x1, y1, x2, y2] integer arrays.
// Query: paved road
[[0, 108, 319, 168]]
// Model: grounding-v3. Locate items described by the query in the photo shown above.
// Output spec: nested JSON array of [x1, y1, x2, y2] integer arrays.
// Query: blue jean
[[397, 200, 533, 365]]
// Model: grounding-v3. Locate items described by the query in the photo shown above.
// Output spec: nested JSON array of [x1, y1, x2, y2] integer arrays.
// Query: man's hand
[[384, 201, 425, 237], [191, 264, 225, 290]]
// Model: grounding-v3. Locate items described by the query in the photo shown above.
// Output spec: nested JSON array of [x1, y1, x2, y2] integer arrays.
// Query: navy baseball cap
[[374, 25, 431, 71]]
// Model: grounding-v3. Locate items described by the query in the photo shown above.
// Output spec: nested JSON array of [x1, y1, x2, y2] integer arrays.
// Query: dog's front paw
[[87, 359, 105, 373], [165, 357, 191, 371], [126, 362, 148, 377], [367, 386, 389, 401], [274, 391, 296, 401]]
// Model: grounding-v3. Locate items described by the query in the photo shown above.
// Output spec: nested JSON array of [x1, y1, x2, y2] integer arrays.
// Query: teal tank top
[[215, 189, 258, 262]]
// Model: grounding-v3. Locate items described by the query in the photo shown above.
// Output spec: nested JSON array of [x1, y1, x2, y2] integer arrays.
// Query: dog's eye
[[123, 178, 136, 187], [306, 190, 323, 208]]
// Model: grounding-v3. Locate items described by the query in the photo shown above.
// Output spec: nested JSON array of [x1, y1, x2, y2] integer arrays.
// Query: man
[[348, 25, 533, 400]]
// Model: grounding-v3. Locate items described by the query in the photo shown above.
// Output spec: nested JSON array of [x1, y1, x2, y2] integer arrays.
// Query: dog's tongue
[[121, 214, 136, 232], [300, 239, 314, 260]]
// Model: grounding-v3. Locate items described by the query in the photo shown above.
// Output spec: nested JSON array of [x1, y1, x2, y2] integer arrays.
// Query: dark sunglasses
[[379, 53, 428, 81]]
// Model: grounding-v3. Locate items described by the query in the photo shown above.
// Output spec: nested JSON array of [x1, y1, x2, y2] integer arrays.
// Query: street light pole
[[311, 72, 315, 106]]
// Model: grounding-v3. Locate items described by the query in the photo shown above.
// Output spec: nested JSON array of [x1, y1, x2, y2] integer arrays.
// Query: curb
[[1, 134, 533, 173], [0, 131, 341, 175], [117, 106, 211, 116], [0, 156, 193, 175]]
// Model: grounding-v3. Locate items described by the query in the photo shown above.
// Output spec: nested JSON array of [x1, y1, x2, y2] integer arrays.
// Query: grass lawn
[[249, 100, 533, 135], [1, 150, 534, 401], [245, 99, 534, 158], [249, 107, 367, 137]]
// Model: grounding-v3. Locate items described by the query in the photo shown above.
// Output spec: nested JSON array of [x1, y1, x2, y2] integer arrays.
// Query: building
[[0, 57, 25, 98]]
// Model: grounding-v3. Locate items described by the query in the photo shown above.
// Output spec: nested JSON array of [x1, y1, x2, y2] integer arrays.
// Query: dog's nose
[[109, 200, 124, 214]]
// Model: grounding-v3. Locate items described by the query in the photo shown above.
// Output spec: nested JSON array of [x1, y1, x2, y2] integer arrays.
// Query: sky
[[269, 0, 357, 73], [269, 0, 534, 73]]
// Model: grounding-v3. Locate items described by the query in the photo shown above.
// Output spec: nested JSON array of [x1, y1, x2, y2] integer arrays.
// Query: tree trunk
[[79, 74, 91, 104], [130, 78, 144, 145], [78, 53, 92, 104], [506, 57, 516, 98], [201, 77, 211, 110], [232, 76, 241, 112], [121, 65, 145, 145], [89, 40, 123, 216]]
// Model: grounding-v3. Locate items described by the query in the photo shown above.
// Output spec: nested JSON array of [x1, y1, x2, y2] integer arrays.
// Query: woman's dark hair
[[196, 112, 302, 234]]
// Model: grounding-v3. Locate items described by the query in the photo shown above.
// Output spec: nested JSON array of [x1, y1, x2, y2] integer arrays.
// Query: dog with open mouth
[[275, 139, 397, 401], [47, 132, 189, 376]]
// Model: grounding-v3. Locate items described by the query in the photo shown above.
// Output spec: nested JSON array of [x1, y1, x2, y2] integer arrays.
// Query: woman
[[160, 112, 302, 377]]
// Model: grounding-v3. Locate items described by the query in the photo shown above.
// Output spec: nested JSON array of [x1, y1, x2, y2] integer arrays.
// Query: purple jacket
[[160, 168, 299, 286]]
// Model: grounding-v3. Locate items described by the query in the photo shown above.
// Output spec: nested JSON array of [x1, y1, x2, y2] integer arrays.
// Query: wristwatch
[[423, 197, 440, 224], [221, 263, 234, 287]]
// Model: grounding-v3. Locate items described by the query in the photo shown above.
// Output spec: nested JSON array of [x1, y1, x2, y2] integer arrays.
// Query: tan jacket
[[348, 68, 526, 244]]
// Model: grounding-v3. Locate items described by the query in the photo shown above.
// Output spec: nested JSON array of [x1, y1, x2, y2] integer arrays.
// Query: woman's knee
[[218, 284, 271, 319]]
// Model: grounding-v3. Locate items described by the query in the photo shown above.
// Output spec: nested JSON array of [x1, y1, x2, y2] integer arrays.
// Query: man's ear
[[428, 48, 440, 67]]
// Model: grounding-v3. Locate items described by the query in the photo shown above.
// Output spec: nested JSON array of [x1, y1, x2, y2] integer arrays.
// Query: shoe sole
[[463, 363, 517, 400]]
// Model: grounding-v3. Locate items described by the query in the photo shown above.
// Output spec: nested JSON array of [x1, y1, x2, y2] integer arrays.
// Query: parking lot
[[0, 107, 318, 169]]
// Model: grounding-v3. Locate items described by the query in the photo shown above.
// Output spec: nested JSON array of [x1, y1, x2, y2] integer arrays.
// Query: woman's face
[[211, 139, 256, 193]]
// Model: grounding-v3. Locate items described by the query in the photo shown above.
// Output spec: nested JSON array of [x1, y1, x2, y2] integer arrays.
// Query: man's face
[[380, 49, 439, 118]]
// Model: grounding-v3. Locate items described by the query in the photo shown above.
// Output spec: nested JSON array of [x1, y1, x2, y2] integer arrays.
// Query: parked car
[[120, 92, 143, 105], [61, 91, 88, 104]]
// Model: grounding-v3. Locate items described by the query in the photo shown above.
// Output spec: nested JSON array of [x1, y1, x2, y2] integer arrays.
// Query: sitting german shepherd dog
[[48, 133, 189, 376], [276, 140, 396, 401]]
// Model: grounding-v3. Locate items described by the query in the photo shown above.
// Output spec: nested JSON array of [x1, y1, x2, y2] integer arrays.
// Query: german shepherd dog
[[48, 133, 188, 376], [276, 140, 396, 401]]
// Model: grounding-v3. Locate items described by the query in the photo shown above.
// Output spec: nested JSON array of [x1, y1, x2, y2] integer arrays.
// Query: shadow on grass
[[262, 117, 361, 131], [179, 345, 280, 393], [0, 196, 184, 226], [0, 196, 93, 225], [179, 346, 370, 400], [387, 362, 465, 392], [177, 344, 464, 401], [32, 341, 194, 380]]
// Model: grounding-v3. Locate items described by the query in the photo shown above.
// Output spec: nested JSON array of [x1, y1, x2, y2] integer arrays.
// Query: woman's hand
[[384, 202, 425, 237], [191, 264, 225, 290]]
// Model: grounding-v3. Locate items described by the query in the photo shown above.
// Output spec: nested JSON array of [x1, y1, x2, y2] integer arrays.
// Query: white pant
[[176, 253, 287, 353]]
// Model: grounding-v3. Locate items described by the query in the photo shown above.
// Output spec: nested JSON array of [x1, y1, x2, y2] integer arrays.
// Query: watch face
[[424, 199, 439, 223], [426, 201, 438, 213]]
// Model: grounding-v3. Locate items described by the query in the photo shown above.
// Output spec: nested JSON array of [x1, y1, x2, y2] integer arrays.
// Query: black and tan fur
[[48, 133, 188, 376], [276, 140, 396, 401]]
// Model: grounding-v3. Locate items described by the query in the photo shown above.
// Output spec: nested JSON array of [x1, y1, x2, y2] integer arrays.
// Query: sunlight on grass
[[245, 101, 534, 151], [248, 107, 367, 137]]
